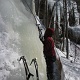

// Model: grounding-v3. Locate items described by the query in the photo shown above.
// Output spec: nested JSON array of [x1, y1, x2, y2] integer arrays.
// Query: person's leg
[[46, 59, 54, 80], [53, 61, 61, 80]]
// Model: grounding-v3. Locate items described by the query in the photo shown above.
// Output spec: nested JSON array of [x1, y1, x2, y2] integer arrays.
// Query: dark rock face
[[68, 27, 80, 44]]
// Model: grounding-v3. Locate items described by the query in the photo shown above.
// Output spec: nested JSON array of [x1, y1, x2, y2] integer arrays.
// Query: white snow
[[56, 48, 80, 80]]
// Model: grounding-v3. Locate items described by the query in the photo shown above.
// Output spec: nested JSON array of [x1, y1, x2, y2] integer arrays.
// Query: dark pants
[[45, 58, 54, 80]]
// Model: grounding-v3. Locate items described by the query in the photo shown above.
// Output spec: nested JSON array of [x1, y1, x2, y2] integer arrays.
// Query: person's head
[[44, 28, 54, 38]]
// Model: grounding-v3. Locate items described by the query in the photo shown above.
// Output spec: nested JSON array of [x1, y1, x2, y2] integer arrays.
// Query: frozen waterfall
[[0, 0, 47, 80]]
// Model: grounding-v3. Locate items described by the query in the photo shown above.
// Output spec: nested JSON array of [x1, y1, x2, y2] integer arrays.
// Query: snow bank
[[55, 48, 80, 80]]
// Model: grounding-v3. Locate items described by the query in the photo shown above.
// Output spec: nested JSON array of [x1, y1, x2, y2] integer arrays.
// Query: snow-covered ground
[[70, 42, 80, 64], [56, 48, 80, 80]]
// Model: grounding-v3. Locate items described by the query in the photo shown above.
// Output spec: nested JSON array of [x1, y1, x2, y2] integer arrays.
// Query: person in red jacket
[[43, 28, 56, 80], [38, 27, 56, 80]]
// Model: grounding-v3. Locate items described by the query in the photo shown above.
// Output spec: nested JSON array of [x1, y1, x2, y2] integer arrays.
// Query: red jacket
[[43, 37, 56, 57]]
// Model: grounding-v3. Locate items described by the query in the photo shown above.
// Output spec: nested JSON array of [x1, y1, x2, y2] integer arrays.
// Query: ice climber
[[38, 27, 56, 80]]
